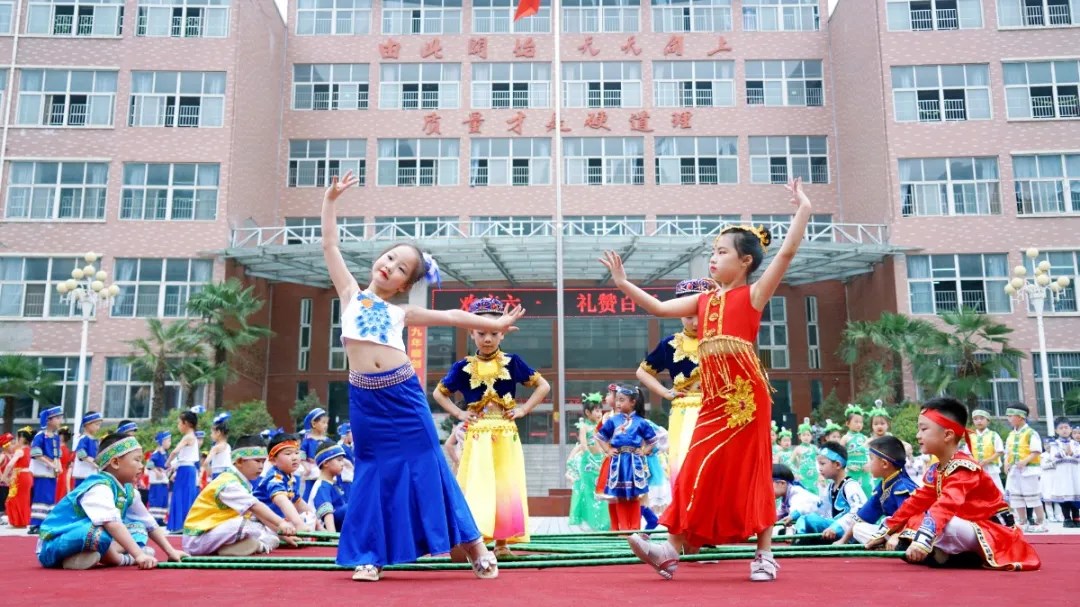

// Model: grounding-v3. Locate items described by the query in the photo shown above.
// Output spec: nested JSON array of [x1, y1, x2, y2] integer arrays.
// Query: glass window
[[564, 317, 649, 369]]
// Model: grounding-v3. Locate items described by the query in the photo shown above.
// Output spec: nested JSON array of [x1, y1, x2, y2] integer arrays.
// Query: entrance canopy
[[219, 218, 907, 288]]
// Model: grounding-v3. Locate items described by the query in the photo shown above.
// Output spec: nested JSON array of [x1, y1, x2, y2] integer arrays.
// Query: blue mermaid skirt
[[336, 365, 481, 568], [167, 465, 197, 532]]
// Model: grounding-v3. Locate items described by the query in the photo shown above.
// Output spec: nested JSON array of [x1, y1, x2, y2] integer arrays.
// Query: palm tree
[[127, 319, 200, 422], [186, 279, 274, 411], [839, 312, 940, 403], [915, 308, 1025, 409], [0, 355, 60, 433], [173, 355, 228, 411]]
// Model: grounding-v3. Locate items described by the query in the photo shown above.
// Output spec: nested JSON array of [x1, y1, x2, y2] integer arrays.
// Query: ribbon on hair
[[921, 408, 974, 454], [190, 405, 206, 415], [422, 252, 442, 288], [819, 446, 847, 467]]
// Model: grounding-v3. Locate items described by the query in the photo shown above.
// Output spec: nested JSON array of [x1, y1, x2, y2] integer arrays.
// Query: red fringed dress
[[659, 285, 776, 546]]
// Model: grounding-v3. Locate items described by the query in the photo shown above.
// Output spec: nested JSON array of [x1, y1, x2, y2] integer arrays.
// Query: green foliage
[[290, 392, 323, 432], [889, 403, 921, 446], [224, 400, 275, 438], [438, 415, 456, 441], [127, 400, 274, 452], [811, 389, 846, 426], [0, 354, 61, 432], [647, 407, 669, 429]]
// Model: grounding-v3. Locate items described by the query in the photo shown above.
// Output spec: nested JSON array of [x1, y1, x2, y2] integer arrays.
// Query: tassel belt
[[349, 364, 415, 389]]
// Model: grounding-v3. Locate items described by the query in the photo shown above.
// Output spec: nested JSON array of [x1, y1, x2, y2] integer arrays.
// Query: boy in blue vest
[[36, 433, 186, 569]]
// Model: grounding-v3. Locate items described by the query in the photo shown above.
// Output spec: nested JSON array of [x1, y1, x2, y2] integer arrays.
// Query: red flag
[[514, 0, 540, 21]]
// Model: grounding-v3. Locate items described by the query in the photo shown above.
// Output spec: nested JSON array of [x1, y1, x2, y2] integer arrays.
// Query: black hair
[[772, 463, 795, 483], [17, 429, 34, 443], [618, 386, 647, 418], [58, 427, 71, 440], [179, 411, 199, 430], [233, 435, 265, 449], [581, 394, 602, 414], [821, 440, 847, 463], [1054, 416, 1072, 428], [268, 432, 298, 453], [921, 396, 968, 428], [718, 226, 771, 275], [213, 420, 230, 436], [867, 436, 906, 468], [378, 242, 427, 289], [1006, 402, 1029, 417], [846, 410, 864, 422], [98, 433, 127, 454]]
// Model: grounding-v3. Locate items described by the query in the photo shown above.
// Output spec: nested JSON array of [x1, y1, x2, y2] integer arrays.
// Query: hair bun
[[758, 226, 772, 248]]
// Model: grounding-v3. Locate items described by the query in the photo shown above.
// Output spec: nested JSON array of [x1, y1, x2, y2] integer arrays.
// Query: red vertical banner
[[407, 326, 427, 386]]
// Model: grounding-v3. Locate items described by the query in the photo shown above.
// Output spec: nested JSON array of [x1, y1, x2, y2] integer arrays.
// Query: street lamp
[[55, 252, 120, 448], [1004, 247, 1072, 435]]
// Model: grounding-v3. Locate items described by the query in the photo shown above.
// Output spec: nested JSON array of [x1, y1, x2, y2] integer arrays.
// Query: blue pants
[[30, 477, 57, 527], [796, 513, 839, 535], [37, 520, 148, 568]]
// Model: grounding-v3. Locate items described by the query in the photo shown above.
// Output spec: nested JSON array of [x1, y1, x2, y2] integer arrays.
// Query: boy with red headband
[[867, 397, 1040, 570]]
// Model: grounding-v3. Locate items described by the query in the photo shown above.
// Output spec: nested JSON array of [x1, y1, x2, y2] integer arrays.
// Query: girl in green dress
[[841, 404, 873, 497], [568, 394, 611, 531]]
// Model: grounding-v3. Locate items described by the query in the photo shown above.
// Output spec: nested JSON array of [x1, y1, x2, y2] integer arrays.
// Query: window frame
[[563, 61, 643, 109], [472, 0, 551, 33], [651, 0, 732, 33], [563, 136, 646, 186], [135, 0, 230, 38], [120, 162, 220, 221], [748, 135, 829, 184], [469, 137, 552, 187], [563, 0, 641, 33], [1003, 60, 1080, 120], [378, 63, 461, 110], [375, 138, 460, 187], [741, 0, 818, 32], [1012, 153, 1080, 215], [758, 296, 789, 370], [292, 63, 370, 111], [898, 156, 1001, 216], [0, 256, 85, 318], [653, 60, 735, 108], [295, 0, 371, 35], [891, 64, 992, 122], [288, 139, 367, 188], [26, 0, 125, 37], [381, 0, 461, 35], [16, 68, 118, 128], [906, 253, 1011, 315], [128, 70, 226, 128], [745, 59, 825, 107], [110, 257, 214, 318], [470, 62, 551, 110], [4, 160, 109, 221], [654, 136, 738, 185]]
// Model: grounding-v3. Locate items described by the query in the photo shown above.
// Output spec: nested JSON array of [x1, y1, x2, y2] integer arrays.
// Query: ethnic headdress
[[39, 406, 63, 428], [866, 399, 890, 419], [96, 436, 141, 468], [0, 433, 12, 448], [845, 404, 866, 418], [718, 224, 772, 251], [80, 412, 102, 429], [338, 423, 352, 436], [315, 443, 347, 467], [468, 297, 504, 316], [155, 431, 171, 445], [797, 417, 813, 434], [674, 278, 718, 297], [116, 421, 138, 435], [581, 392, 603, 405], [232, 445, 268, 462], [303, 408, 327, 431]]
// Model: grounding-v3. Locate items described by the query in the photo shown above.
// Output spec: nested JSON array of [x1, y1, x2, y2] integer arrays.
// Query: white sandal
[[352, 565, 381, 582]]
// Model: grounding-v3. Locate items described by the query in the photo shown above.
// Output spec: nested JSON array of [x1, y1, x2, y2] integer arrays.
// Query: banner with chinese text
[[431, 288, 671, 318]]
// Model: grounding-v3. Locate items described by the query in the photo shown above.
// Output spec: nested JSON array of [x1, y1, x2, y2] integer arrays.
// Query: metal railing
[[401, 90, 440, 110], [1026, 4, 1045, 25], [918, 99, 941, 121], [396, 166, 436, 187], [1048, 3, 1072, 24], [173, 15, 202, 37], [1060, 95, 1080, 117], [806, 87, 824, 107], [747, 88, 765, 105], [943, 98, 966, 121], [177, 105, 200, 127], [563, 7, 639, 33], [1031, 95, 1055, 118], [1015, 179, 1070, 215], [910, 8, 933, 29], [472, 7, 550, 33], [936, 7, 958, 29], [652, 6, 732, 32], [512, 166, 530, 186], [586, 88, 623, 108]]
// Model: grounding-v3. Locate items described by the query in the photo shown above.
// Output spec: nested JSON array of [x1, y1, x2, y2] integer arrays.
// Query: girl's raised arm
[[600, 251, 698, 318], [751, 178, 812, 311], [321, 172, 362, 302], [404, 304, 525, 332]]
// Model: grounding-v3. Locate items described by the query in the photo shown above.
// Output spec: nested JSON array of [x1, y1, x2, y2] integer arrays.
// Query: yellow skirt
[[456, 412, 530, 543], [667, 393, 703, 488]]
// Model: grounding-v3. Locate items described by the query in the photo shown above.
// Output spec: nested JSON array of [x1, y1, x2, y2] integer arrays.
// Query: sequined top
[[340, 290, 406, 352], [436, 350, 542, 414], [639, 331, 701, 393]]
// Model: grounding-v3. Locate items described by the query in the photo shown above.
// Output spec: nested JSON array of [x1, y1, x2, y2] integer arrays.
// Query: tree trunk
[[212, 347, 226, 413], [185, 384, 196, 411], [2, 395, 13, 434], [891, 352, 906, 404], [152, 357, 167, 421]]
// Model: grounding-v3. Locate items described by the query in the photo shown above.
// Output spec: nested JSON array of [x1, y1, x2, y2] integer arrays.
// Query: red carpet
[[4, 535, 1076, 606]]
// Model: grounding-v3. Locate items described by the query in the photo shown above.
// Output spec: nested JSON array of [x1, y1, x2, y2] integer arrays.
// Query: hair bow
[[190, 405, 206, 415], [422, 252, 442, 288]]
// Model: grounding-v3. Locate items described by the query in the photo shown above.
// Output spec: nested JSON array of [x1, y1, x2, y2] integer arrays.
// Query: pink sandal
[[628, 534, 679, 580]]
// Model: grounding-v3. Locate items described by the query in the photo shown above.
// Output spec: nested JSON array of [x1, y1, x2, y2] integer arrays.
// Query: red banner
[[514, 0, 540, 21], [407, 326, 427, 386], [431, 287, 670, 318]]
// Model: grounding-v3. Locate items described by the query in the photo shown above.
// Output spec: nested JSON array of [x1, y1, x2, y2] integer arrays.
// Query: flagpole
[[551, 0, 568, 488]]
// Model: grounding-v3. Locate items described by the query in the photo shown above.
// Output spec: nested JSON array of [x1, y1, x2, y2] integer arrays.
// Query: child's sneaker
[[1027, 524, 1049, 533], [61, 551, 101, 570], [749, 554, 779, 581]]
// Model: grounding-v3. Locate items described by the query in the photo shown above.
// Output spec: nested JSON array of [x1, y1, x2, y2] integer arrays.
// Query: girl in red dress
[[600, 178, 814, 582], [3, 429, 35, 528], [54, 427, 74, 501]]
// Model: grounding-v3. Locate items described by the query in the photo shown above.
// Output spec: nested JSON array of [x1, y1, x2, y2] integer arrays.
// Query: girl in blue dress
[[321, 171, 524, 582], [595, 385, 658, 531]]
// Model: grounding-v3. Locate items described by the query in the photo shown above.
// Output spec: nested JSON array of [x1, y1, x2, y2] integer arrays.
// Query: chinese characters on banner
[[407, 326, 427, 386], [432, 288, 668, 318]]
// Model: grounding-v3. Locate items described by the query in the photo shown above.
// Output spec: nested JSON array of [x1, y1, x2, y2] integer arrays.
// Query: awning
[[218, 218, 908, 287]]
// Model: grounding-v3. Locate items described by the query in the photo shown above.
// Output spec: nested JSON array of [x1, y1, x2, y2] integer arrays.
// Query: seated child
[[841, 435, 918, 545], [773, 463, 822, 535], [36, 434, 185, 569], [306, 440, 349, 533], [867, 397, 1041, 570], [183, 435, 298, 556], [795, 441, 867, 543], [253, 432, 318, 532]]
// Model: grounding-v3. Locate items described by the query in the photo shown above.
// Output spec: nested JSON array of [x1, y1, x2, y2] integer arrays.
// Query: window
[[891, 64, 991, 122], [758, 296, 788, 369], [564, 215, 645, 235], [296, 381, 309, 401], [749, 136, 828, 184], [502, 318, 554, 367], [564, 318, 648, 368], [27, 0, 124, 36], [899, 157, 1001, 216], [653, 60, 734, 107], [128, 71, 225, 128], [655, 136, 738, 185], [296, 0, 370, 35], [103, 357, 205, 419], [288, 139, 367, 188], [771, 380, 792, 419], [298, 298, 312, 371], [0, 257, 85, 318], [806, 296, 820, 369], [425, 325, 458, 369], [652, 0, 731, 32], [120, 163, 219, 221], [16, 69, 117, 127], [998, 0, 1078, 27], [470, 138, 551, 186], [10, 356, 89, 422], [283, 216, 366, 244], [1013, 153, 1080, 215], [745, 60, 823, 107], [470, 216, 553, 236], [742, 0, 818, 31], [810, 378, 823, 409], [564, 137, 645, 185], [886, 0, 982, 30], [471, 62, 551, 109], [906, 253, 1010, 315], [654, 213, 740, 235], [1023, 251, 1078, 312], [0, 69, 6, 110], [5, 161, 108, 220], [373, 216, 459, 238], [564, 0, 640, 33], [292, 64, 369, 111], [563, 62, 641, 109], [382, 0, 461, 34], [111, 258, 213, 318], [1032, 352, 1079, 415], [379, 63, 460, 110], [0, 1, 12, 33], [1004, 60, 1080, 120], [136, 0, 229, 37], [376, 139, 459, 187], [473, 0, 550, 32]]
